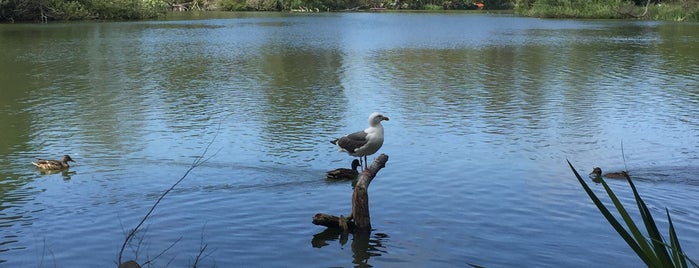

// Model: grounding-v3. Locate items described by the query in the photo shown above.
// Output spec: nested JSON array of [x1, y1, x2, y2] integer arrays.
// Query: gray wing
[[335, 130, 368, 153]]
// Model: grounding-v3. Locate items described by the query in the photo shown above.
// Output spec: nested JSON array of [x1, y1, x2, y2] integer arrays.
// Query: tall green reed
[[567, 160, 697, 268]]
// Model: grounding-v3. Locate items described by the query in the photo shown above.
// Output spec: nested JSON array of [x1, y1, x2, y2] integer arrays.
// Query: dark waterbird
[[326, 159, 361, 180], [589, 167, 628, 182]]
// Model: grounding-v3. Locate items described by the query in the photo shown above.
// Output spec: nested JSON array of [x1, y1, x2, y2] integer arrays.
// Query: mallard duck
[[326, 159, 361, 180], [32, 155, 75, 170], [589, 167, 628, 179], [331, 112, 389, 170]]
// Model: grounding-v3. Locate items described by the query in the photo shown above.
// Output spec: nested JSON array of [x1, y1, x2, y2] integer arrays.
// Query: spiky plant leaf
[[597, 175, 656, 261], [625, 174, 673, 266], [567, 160, 654, 266], [569, 161, 698, 268], [667, 208, 688, 268]]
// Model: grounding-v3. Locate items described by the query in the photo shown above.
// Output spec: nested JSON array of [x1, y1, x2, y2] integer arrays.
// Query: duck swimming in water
[[326, 159, 361, 180], [32, 155, 75, 170], [589, 167, 628, 181]]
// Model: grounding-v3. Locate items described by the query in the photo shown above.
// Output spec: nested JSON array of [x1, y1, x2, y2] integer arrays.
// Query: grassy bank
[[515, 0, 699, 21]]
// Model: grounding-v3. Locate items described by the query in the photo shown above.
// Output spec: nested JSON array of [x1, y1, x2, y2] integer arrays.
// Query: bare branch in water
[[192, 223, 215, 268], [118, 123, 221, 265], [141, 236, 182, 267]]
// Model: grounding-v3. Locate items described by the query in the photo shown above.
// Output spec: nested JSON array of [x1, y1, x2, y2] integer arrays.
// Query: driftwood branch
[[312, 213, 355, 229], [641, 0, 651, 17], [165, 1, 194, 11], [617, 0, 652, 19], [313, 154, 388, 233]]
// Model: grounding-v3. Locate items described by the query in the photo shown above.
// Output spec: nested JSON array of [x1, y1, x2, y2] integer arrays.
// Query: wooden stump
[[313, 154, 388, 233]]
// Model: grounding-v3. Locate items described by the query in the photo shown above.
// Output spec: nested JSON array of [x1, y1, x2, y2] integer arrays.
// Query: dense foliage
[[0, 0, 169, 21], [515, 0, 699, 21], [177, 0, 512, 12], [1, 0, 696, 22], [0, 0, 511, 22]]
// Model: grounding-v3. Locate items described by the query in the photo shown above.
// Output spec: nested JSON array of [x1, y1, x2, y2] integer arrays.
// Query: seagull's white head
[[368, 112, 389, 126]]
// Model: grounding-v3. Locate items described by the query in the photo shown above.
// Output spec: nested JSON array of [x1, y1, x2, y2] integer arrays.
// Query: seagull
[[331, 112, 389, 169]]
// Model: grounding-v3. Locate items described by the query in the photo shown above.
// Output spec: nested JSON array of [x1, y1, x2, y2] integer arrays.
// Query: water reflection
[[257, 45, 346, 163], [36, 169, 76, 180], [0, 172, 43, 258], [351, 232, 388, 268], [311, 228, 388, 268], [312, 227, 346, 247]]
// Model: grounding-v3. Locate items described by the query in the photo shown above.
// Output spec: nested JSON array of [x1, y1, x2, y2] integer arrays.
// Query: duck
[[326, 159, 361, 180], [589, 167, 628, 180], [331, 112, 389, 170], [32, 155, 75, 170]]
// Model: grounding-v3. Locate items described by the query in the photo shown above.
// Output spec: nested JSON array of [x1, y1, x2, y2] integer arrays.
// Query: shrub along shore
[[516, 0, 698, 21], [1, 0, 697, 22]]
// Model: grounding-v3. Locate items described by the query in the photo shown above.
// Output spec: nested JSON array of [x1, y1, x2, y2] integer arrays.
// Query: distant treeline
[[1, 0, 697, 22], [0, 0, 510, 22], [0, 0, 167, 21]]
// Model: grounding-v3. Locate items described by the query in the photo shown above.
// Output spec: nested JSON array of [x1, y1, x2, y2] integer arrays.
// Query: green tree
[[0, 0, 167, 22]]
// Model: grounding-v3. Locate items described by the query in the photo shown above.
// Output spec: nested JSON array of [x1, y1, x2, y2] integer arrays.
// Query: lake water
[[1, 12, 698, 267]]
